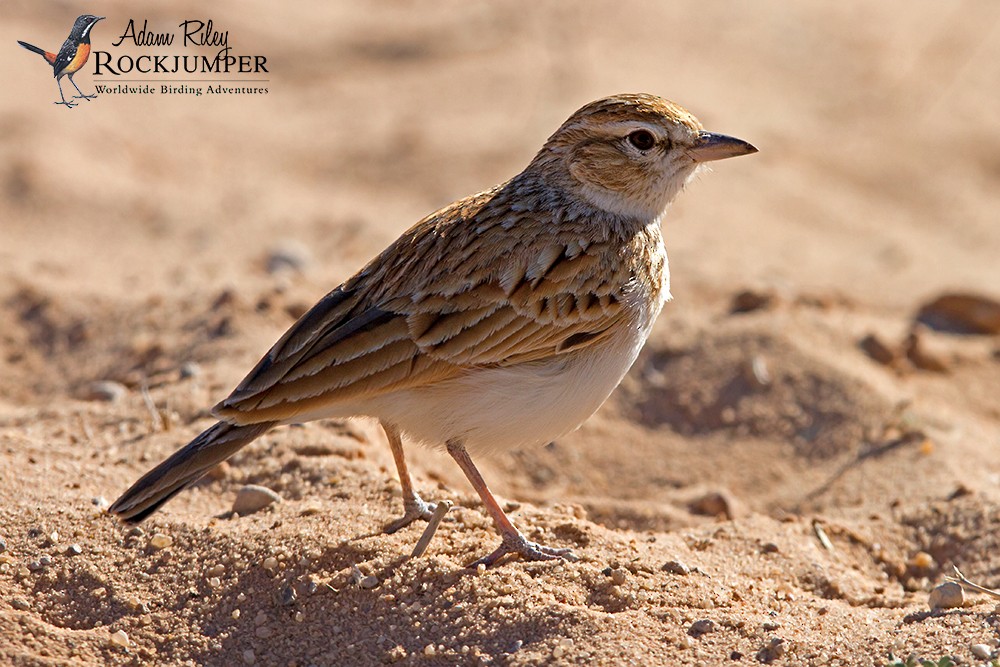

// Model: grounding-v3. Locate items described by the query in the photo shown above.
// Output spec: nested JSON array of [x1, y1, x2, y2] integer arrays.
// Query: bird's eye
[[627, 130, 656, 151]]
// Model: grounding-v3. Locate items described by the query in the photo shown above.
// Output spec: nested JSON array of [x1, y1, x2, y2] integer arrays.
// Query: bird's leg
[[446, 440, 574, 567], [54, 79, 76, 107], [381, 421, 436, 533], [69, 74, 97, 100]]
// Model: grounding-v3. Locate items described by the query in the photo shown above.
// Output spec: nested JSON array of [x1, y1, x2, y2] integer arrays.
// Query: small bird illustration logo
[[18, 14, 105, 108]]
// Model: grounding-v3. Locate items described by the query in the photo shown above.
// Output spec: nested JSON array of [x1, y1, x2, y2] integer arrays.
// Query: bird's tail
[[109, 420, 274, 523], [17, 40, 56, 64]]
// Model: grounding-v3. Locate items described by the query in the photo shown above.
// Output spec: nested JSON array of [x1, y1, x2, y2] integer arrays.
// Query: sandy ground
[[2, 1, 1000, 665]]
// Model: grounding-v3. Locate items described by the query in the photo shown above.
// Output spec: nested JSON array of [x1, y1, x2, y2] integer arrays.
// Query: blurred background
[[3, 2, 1000, 664]]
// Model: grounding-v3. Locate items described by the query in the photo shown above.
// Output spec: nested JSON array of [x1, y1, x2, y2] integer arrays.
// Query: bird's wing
[[51, 38, 76, 76], [214, 189, 629, 424]]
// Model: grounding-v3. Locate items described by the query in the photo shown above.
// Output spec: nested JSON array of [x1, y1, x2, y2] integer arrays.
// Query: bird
[[109, 94, 757, 566], [17, 15, 104, 108]]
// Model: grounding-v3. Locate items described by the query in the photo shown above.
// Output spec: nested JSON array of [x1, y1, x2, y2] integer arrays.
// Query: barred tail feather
[[109, 420, 274, 523]]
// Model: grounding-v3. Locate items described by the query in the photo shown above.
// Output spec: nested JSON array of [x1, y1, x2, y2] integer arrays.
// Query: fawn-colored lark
[[110, 94, 756, 566]]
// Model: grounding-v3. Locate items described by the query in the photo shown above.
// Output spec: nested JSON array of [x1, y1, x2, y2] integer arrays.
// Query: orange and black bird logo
[[18, 15, 105, 108]]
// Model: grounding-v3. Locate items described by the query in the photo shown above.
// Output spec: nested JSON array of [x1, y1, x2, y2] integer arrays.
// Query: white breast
[[367, 302, 660, 455]]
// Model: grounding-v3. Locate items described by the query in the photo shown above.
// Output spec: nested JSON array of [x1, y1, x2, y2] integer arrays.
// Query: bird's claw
[[54, 100, 77, 108], [73, 94, 97, 100], [384, 496, 437, 534], [471, 532, 576, 568]]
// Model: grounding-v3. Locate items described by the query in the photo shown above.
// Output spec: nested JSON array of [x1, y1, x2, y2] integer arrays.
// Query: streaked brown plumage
[[110, 94, 756, 566]]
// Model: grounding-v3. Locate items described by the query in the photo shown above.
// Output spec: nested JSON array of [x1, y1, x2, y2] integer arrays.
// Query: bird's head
[[72, 15, 105, 40], [535, 93, 757, 220]]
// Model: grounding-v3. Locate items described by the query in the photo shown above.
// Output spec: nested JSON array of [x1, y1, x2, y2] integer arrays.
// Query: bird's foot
[[73, 93, 97, 100], [472, 531, 576, 568], [384, 496, 436, 534], [54, 100, 77, 108]]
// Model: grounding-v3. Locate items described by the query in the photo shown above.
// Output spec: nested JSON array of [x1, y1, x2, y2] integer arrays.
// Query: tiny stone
[[908, 551, 935, 571], [929, 581, 964, 609], [359, 575, 379, 589], [149, 534, 173, 550], [688, 490, 741, 520], [281, 585, 298, 605], [86, 380, 128, 402], [971, 644, 992, 660], [207, 577, 221, 588], [662, 560, 691, 575], [610, 568, 627, 586], [262, 557, 279, 572], [242, 649, 256, 664], [28, 560, 43, 571], [92, 496, 109, 508], [47, 531, 59, 544], [294, 611, 304, 623], [255, 625, 272, 639], [756, 638, 785, 664], [761, 542, 780, 554], [206, 564, 225, 578], [859, 333, 897, 366], [11, 598, 30, 611], [109, 630, 129, 648], [179, 362, 202, 379], [424, 645, 437, 657], [689, 619, 716, 637], [233, 485, 282, 516], [39, 555, 53, 567], [232, 609, 241, 620], [129, 526, 145, 537], [266, 240, 313, 274], [0, 537, 6, 553]]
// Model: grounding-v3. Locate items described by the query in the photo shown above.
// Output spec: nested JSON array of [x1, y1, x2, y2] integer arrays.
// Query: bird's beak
[[688, 131, 758, 163], [97, 16, 106, 21]]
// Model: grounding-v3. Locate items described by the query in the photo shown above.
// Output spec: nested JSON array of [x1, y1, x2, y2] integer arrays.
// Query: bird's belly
[[369, 317, 654, 454]]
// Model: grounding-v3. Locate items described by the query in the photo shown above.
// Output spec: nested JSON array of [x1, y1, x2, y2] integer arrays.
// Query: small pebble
[[11, 598, 30, 611], [255, 626, 272, 639], [232, 609, 241, 620], [662, 560, 691, 575], [908, 551, 935, 571], [38, 555, 53, 567], [262, 557, 279, 572], [233, 485, 282, 516], [109, 630, 130, 648], [971, 644, 992, 660], [86, 381, 128, 402], [281, 585, 297, 605], [266, 240, 313, 274], [206, 564, 225, 578], [179, 362, 201, 379], [149, 534, 173, 550], [207, 577, 221, 588], [689, 619, 716, 637], [359, 575, 379, 590], [47, 531, 59, 545], [91, 496, 109, 508], [242, 649, 256, 664], [0, 537, 6, 553], [610, 568, 627, 586], [929, 582, 964, 610], [424, 645, 436, 657], [294, 611, 304, 623], [128, 526, 145, 537]]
